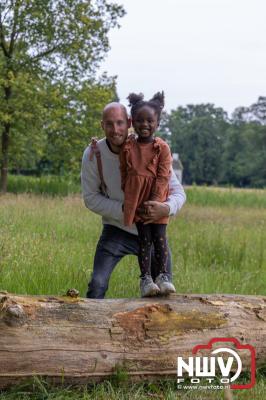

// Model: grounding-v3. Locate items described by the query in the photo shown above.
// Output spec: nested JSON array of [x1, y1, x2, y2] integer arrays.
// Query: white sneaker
[[140, 275, 160, 297], [155, 273, 176, 295]]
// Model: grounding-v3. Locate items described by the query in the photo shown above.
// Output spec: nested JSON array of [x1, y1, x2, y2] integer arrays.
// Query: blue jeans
[[86, 224, 172, 298]]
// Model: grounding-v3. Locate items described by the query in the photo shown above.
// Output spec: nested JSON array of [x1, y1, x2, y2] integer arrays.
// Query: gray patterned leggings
[[136, 222, 168, 277]]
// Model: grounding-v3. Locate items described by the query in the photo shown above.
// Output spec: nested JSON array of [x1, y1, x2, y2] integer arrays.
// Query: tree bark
[[1, 122, 10, 193], [0, 292, 265, 389], [1, 83, 12, 193]]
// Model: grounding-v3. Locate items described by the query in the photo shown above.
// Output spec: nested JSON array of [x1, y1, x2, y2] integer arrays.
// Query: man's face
[[101, 106, 131, 152]]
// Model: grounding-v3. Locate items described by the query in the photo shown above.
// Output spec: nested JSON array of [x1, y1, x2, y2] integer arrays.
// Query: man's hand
[[137, 201, 170, 224]]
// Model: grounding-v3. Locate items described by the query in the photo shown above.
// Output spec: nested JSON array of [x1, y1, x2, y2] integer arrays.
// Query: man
[[81, 102, 186, 298]]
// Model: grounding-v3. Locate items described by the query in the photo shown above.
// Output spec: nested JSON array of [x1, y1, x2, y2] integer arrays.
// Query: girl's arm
[[150, 143, 172, 201]]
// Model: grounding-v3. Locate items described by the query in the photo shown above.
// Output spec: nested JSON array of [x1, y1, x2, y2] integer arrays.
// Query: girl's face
[[133, 106, 159, 138]]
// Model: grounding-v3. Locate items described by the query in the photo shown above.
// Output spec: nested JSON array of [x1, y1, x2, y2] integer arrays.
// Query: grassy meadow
[[1, 188, 265, 297], [0, 184, 266, 399]]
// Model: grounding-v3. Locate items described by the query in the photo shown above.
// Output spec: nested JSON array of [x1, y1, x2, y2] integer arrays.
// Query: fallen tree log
[[0, 292, 265, 389]]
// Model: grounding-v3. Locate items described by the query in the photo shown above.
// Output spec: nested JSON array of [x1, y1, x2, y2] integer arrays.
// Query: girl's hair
[[127, 91, 165, 120]]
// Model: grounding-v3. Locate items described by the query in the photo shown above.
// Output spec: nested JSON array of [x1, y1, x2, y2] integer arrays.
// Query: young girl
[[119, 92, 176, 297]]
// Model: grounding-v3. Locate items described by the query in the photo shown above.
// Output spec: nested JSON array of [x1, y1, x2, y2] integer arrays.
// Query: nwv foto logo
[[177, 338, 256, 390]]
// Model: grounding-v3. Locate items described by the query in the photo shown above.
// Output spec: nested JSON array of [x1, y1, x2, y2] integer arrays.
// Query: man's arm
[[140, 168, 186, 223], [81, 146, 123, 221], [164, 167, 186, 215]]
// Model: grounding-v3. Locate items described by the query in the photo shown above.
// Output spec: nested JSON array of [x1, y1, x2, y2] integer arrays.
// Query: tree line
[[0, 0, 124, 192], [159, 97, 266, 188], [1, 1, 265, 191]]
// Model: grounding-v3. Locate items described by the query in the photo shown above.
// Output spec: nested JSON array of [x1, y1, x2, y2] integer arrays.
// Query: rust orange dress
[[119, 135, 172, 227]]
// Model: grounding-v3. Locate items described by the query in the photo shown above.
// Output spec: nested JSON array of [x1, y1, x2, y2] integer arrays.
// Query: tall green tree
[[0, 0, 125, 192], [6, 73, 118, 175], [42, 74, 118, 174], [165, 104, 229, 184], [228, 97, 266, 187], [232, 96, 266, 125], [221, 122, 266, 187]]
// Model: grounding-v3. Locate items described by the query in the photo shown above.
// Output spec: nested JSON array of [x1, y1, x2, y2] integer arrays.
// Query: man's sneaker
[[155, 273, 176, 295], [140, 275, 160, 297]]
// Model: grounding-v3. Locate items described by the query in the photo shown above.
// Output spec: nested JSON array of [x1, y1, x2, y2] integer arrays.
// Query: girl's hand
[[137, 201, 170, 224]]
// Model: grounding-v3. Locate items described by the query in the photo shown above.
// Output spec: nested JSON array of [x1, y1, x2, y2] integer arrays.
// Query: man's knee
[[86, 276, 108, 299]]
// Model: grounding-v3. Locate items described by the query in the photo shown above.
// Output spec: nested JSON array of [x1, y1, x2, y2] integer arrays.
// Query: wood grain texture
[[0, 292, 265, 388]]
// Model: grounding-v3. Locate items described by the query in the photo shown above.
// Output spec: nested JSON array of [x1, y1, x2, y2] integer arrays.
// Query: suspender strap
[[89, 138, 108, 197]]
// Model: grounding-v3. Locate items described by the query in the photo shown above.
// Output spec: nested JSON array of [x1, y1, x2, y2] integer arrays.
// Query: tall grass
[[186, 185, 266, 208], [7, 175, 80, 196], [1, 376, 266, 400], [7, 175, 266, 208], [0, 193, 265, 297], [0, 191, 265, 399]]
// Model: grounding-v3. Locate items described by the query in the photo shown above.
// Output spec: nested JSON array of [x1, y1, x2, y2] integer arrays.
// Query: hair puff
[[127, 93, 144, 107]]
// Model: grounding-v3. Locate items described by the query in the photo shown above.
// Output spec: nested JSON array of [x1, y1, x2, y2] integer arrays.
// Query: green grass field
[[0, 187, 266, 399], [1, 192, 265, 297]]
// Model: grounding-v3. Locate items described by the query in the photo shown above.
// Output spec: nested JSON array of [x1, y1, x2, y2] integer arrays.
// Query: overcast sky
[[99, 0, 266, 116]]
